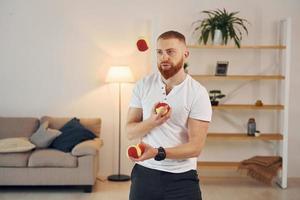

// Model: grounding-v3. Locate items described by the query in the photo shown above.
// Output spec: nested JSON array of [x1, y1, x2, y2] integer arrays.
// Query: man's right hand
[[126, 103, 171, 140], [147, 102, 172, 127]]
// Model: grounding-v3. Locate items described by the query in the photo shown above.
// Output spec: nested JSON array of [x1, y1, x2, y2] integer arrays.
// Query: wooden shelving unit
[[207, 133, 283, 141], [191, 19, 291, 188]]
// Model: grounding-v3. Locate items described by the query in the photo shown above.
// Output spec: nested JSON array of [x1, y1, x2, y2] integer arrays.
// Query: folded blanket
[[238, 156, 282, 185]]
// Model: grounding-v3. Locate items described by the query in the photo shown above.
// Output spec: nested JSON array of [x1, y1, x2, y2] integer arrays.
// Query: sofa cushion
[[28, 149, 77, 167], [0, 151, 32, 167], [0, 117, 39, 139], [30, 121, 62, 148], [40, 116, 101, 137], [71, 138, 103, 156], [50, 118, 96, 152], [0, 137, 35, 153]]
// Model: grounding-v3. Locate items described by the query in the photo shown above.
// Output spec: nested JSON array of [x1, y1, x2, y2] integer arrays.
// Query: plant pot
[[184, 67, 188, 73], [213, 29, 223, 45], [211, 101, 219, 106]]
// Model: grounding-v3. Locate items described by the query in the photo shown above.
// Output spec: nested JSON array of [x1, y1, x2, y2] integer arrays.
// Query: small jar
[[247, 118, 256, 136]]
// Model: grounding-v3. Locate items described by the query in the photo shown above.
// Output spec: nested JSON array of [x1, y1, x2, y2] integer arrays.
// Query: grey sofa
[[0, 116, 103, 192]]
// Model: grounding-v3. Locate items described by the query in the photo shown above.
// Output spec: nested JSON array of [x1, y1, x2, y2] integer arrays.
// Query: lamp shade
[[106, 66, 135, 83]]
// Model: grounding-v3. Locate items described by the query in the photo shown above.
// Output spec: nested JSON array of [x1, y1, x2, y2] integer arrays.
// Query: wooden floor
[[0, 177, 299, 200]]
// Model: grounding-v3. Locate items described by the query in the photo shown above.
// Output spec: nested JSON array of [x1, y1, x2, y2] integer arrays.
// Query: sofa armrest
[[71, 138, 103, 156]]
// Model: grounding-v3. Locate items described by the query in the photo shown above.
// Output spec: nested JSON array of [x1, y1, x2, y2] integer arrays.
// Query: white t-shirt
[[129, 72, 212, 173]]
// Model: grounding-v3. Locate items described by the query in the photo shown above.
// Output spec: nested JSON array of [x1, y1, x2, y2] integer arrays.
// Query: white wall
[[0, 0, 299, 177]]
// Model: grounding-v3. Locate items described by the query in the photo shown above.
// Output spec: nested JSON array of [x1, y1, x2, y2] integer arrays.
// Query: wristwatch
[[154, 147, 166, 161]]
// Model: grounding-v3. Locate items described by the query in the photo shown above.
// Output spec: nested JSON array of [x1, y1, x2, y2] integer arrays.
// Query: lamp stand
[[107, 83, 130, 182]]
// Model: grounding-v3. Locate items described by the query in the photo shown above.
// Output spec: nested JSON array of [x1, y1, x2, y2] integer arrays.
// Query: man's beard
[[158, 58, 184, 80]]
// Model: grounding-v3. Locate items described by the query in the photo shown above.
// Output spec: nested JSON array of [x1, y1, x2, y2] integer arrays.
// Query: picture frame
[[215, 61, 229, 76]]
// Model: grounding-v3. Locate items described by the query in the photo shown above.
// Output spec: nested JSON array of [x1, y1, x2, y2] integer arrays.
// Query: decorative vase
[[213, 29, 223, 45]]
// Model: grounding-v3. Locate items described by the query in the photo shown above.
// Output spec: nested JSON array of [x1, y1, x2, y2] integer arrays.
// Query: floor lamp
[[106, 66, 134, 181]]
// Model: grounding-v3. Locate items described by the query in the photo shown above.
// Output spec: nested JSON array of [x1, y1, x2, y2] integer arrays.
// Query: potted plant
[[193, 8, 249, 48], [183, 62, 189, 73], [209, 90, 226, 106]]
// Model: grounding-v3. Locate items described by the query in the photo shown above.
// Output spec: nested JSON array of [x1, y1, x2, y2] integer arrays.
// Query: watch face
[[155, 147, 166, 161]]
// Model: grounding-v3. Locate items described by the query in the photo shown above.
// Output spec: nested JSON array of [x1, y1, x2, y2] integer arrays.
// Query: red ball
[[155, 102, 170, 116], [136, 39, 148, 52], [127, 143, 145, 159]]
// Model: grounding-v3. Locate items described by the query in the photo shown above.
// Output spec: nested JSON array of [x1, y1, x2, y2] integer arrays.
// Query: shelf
[[198, 161, 240, 169], [188, 45, 286, 49], [192, 75, 285, 80], [207, 133, 283, 141], [212, 104, 284, 110], [197, 161, 282, 170]]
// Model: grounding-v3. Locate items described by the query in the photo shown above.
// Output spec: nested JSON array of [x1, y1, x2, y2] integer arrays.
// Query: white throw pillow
[[0, 137, 36, 153]]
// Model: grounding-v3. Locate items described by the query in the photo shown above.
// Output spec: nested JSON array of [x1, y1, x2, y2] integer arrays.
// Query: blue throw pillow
[[51, 118, 96, 152], [60, 118, 81, 132]]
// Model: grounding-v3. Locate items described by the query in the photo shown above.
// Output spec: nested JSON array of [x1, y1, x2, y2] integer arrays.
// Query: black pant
[[129, 164, 202, 200]]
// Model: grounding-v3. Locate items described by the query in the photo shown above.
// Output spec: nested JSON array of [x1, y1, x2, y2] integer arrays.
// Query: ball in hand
[[155, 102, 170, 116], [127, 143, 146, 159]]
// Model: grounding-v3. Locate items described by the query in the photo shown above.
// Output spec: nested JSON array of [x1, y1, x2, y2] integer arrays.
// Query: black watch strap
[[154, 147, 166, 161]]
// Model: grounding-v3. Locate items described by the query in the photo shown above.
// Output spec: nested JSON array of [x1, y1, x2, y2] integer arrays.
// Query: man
[[126, 30, 212, 200]]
